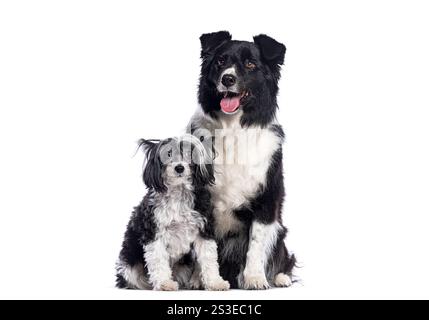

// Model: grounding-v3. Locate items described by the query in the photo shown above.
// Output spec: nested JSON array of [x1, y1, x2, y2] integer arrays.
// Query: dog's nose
[[221, 74, 236, 87], [175, 165, 185, 174]]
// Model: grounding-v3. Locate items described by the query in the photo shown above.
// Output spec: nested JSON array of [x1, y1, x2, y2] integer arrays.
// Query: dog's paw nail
[[205, 278, 230, 291], [243, 274, 270, 290], [156, 279, 179, 291], [274, 273, 292, 287]]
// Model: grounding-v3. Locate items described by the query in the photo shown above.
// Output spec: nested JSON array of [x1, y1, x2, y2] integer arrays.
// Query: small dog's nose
[[221, 74, 236, 87], [175, 165, 185, 174]]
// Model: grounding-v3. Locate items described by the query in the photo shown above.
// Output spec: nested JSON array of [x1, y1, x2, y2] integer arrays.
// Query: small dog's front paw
[[243, 273, 270, 290], [154, 279, 179, 291], [274, 273, 292, 287], [204, 278, 230, 291]]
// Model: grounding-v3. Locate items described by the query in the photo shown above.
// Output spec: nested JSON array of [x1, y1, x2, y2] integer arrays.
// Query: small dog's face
[[158, 141, 192, 187], [198, 31, 286, 126], [139, 136, 214, 192]]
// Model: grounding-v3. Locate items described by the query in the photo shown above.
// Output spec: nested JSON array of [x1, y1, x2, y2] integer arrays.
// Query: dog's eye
[[167, 150, 172, 158], [217, 57, 225, 66], [245, 61, 256, 70]]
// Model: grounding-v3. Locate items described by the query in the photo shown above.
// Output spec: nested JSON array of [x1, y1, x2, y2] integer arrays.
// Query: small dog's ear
[[194, 145, 215, 186], [253, 34, 286, 67], [138, 139, 158, 157], [200, 31, 231, 58], [138, 139, 166, 192], [204, 163, 215, 185], [142, 149, 166, 193], [194, 163, 215, 187]]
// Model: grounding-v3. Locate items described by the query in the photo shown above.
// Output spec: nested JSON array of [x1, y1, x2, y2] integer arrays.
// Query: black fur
[[139, 138, 169, 193], [195, 31, 296, 288]]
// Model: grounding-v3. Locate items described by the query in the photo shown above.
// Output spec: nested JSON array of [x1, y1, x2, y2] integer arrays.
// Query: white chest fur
[[193, 111, 282, 238], [153, 187, 204, 261]]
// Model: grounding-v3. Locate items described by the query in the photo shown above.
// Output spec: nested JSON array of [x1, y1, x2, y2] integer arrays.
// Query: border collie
[[116, 135, 230, 291], [189, 31, 296, 289]]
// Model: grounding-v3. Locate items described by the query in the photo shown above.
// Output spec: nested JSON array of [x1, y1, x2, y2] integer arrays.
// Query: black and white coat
[[116, 137, 230, 291], [190, 31, 296, 289]]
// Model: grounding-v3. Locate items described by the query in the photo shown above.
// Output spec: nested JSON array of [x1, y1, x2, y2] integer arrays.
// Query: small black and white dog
[[190, 31, 296, 289], [116, 135, 230, 291]]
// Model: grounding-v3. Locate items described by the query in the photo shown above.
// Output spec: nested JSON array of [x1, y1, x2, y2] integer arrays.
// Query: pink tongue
[[220, 96, 240, 113]]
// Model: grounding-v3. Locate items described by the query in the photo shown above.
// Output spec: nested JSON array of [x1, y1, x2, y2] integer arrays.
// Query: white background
[[1, 0, 429, 300]]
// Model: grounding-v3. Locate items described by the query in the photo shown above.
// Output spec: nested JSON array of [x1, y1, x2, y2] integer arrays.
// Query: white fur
[[242, 221, 282, 289], [144, 239, 177, 290], [159, 279, 179, 291], [143, 182, 204, 290], [274, 273, 292, 287], [191, 110, 282, 238], [163, 161, 191, 186], [194, 237, 230, 290], [217, 66, 239, 93], [143, 181, 228, 290]]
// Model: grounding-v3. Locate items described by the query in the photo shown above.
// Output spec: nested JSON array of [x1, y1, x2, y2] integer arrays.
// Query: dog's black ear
[[138, 139, 166, 193], [142, 152, 166, 193], [205, 163, 215, 185], [253, 34, 286, 67], [200, 31, 232, 58], [138, 139, 158, 157]]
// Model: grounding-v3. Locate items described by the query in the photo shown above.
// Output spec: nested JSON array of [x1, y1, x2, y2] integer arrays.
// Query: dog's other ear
[[200, 31, 232, 58], [253, 34, 286, 68], [195, 148, 215, 187], [194, 163, 215, 187], [204, 163, 215, 185]]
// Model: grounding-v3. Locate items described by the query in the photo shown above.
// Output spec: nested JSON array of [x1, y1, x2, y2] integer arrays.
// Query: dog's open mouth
[[220, 90, 249, 114]]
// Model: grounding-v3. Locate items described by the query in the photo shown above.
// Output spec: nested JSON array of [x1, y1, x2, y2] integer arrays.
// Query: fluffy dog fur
[[189, 31, 296, 289], [116, 135, 229, 291]]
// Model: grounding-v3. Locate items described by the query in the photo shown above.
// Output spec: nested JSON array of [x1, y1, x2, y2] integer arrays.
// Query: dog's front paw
[[243, 273, 270, 290], [274, 273, 292, 287], [154, 279, 179, 291], [204, 278, 230, 291]]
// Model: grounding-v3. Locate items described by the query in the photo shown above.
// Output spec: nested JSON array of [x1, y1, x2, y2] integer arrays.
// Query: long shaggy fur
[[116, 136, 229, 290]]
